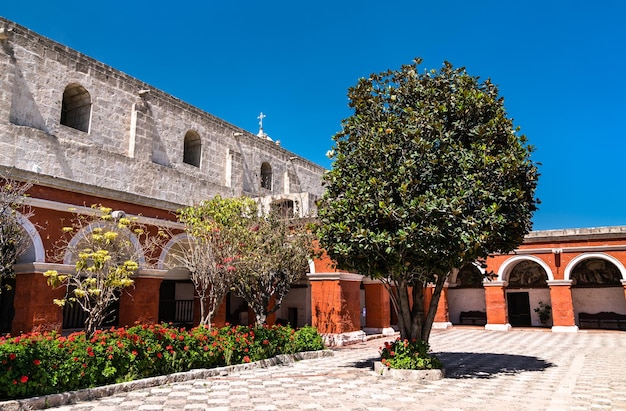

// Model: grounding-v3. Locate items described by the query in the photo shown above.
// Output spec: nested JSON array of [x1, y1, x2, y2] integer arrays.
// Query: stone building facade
[[2, 17, 626, 342], [0, 17, 327, 335]]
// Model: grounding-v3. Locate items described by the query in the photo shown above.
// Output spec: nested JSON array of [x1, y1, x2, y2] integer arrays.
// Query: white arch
[[497, 255, 555, 282], [63, 221, 145, 265], [16, 211, 45, 263], [157, 233, 190, 270], [563, 252, 626, 281], [449, 261, 486, 285]]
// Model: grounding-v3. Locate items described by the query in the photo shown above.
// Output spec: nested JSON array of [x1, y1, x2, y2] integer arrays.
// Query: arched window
[[261, 162, 272, 190], [60, 83, 91, 132], [183, 131, 202, 167], [455, 263, 484, 288]]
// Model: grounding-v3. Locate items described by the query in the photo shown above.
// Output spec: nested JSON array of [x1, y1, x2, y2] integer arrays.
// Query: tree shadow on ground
[[340, 353, 554, 379], [346, 357, 381, 369], [434, 352, 554, 379]]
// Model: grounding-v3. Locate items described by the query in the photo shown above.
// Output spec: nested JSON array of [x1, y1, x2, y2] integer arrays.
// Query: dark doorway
[[158, 280, 194, 326], [507, 292, 531, 326], [288, 307, 298, 327], [0, 277, 16, 334]]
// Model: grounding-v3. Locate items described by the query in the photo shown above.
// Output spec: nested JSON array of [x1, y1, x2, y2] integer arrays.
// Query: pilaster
[[548, 280, 579, 333], [363, 280, 393, 334], [308, 272, 364, 345], [12, 272, 64, 335], [118, 276, 163, 327], [483, 281, 511, 331]]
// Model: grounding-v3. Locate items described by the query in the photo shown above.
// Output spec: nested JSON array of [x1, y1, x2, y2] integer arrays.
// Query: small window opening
[[183, 131, 202, 167], [60, 83, 91, 132], [261, 162, 272, 190]]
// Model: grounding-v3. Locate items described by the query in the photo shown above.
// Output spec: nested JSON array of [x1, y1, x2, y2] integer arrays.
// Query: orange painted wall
[[434, 287, 450, 322], [310, 279, 361, 334], [364, 283, 390, 328], [549, 285, 576, 327], [118, 277, 162, 327], [12, 272, 64, 334], [484, 285, 507, 324]]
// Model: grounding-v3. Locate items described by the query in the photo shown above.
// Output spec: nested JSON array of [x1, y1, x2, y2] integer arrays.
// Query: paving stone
[[14, 328, 626, 411]]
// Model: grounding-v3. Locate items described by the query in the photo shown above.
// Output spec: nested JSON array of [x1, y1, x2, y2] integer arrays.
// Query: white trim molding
[[563, 252, 626, 281], [307, 272, 363, 282], [497, 255, 555, 282]]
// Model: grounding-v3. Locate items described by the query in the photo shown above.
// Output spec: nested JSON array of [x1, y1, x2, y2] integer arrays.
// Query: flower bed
[[0, 324, 324, 399]]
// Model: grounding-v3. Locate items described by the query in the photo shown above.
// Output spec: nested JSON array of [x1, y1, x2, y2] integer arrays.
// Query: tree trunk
[[255, 311, 266, 326], [198, 295, 208, 326], [385, 271, 448, 344], [422, 272, 446, 343]]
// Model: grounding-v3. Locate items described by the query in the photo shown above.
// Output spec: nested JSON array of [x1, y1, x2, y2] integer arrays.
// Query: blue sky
[[3, 1, 625, 231]]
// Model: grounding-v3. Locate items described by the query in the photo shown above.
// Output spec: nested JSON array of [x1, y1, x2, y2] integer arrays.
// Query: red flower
[[8, 353, 16, 361], [33, 359, 41, 366], [20, 375, 28, 383], [12, 380, 17, 385], [243, 356, 250, 363], [156, 352, 162, 359]]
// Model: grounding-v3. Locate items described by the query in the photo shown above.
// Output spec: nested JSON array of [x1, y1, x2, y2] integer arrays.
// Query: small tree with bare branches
[[233, 210, 316, 326], [0, 172, 33, 333], [176, 196, 257, 328]]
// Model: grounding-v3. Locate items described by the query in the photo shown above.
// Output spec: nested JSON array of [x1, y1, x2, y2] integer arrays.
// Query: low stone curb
[[0, 350, 334, 411], [373, 361, 445, 381]]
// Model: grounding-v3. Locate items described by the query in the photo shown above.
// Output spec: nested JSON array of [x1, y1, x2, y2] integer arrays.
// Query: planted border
[[0, 324, 324, 399]]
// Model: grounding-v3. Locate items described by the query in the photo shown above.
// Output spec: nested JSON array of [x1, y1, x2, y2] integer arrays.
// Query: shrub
[[379, 338, 442, 370], [0, 323, 324, 399], [286, 326, 324, 354]]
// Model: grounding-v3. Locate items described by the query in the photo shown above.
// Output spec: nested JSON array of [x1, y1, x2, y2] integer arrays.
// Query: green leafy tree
[[176, 196, 258, 328], [0, 173, 33, 333], [44, 206, 156, 337], [233, 210, 316, 326], [318, 59, 539, 342]]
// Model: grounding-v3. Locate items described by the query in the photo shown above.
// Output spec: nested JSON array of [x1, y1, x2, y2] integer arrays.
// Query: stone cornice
[[23, 196, 183, 230], [14, 262, 167, 279], [307, 272, 363, 282], [547, 280, 573, 286], [525, 226, 626, 243], [483, 281, 508, 287], [0, 165, 185, 213], [496, 244, 626, 256]]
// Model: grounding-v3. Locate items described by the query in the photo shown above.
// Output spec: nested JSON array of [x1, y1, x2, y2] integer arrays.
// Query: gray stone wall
[[0, 17, 325, 210]]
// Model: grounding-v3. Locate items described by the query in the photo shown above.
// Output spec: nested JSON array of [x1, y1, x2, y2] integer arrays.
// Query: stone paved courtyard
[[7, 328, 626, 410]]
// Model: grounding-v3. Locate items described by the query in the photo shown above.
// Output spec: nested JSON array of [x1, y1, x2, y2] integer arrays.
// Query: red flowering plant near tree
[[379, 338, 442, 370]]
